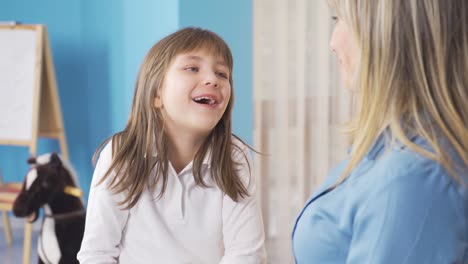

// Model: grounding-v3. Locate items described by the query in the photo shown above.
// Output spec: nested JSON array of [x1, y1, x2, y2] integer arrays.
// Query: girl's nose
[[204, 81, 218, 87], [203, 73, 218, 87]]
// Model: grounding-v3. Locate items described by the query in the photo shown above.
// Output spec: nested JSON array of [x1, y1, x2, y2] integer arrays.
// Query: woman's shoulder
[[367, 136, 467, 202], [383, 136, 464, 177]]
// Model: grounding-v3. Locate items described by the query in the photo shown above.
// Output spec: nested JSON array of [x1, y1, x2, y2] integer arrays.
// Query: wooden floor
[[0, 217, 39, 264]]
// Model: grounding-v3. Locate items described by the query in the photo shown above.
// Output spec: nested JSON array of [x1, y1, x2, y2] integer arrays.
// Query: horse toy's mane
[[13, 152, 86, 264]]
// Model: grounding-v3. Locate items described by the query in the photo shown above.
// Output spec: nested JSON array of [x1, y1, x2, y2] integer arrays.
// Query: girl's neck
[[166, 131, 207, 174]]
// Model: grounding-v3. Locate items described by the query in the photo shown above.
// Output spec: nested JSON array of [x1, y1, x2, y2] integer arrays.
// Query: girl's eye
[[185, 66, 199, 72], [216, 71, 228, 79], [331, 16, 339, 23]]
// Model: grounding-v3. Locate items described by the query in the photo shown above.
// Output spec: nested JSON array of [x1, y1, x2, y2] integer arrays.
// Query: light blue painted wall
[[0, 0, 89, 196], [118, 1, 179, 132], [179, 0, 254, 144], [82, 0, 179, 154], [0, 0, 252, 200], [0, 0, 179, 200]]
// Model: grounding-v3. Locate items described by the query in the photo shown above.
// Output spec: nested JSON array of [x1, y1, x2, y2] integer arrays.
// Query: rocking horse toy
[[13, 153, 85, 264]]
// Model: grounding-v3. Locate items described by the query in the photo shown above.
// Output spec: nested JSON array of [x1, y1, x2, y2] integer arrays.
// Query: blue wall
[[79, 0, 179, 195], [0, 0, 89, 196], [0, 0, 252, 201]]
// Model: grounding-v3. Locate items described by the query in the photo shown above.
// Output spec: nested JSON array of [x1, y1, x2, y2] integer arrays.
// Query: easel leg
[[22, 221, 32, 264], [1, 210, 13, 245], [58, 134, 69, 160]]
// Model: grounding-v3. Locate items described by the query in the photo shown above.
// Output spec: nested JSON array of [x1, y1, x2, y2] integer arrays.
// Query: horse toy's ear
[[27, 157, 37, 164], [50, 152, 62, 167]]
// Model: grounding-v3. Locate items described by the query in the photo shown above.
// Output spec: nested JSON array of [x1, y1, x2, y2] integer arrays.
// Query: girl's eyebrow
[[180, 55, 227, 67]]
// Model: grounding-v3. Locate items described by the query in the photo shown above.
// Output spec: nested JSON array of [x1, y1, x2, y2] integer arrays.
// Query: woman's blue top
[[292, 134, 467, 263]]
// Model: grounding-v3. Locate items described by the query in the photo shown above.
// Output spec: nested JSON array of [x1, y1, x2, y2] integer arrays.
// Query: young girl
[[78, 28, 266, 264]]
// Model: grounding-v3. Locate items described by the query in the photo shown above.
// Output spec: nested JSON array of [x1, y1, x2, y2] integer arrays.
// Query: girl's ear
[[154, 96, 163, 109]]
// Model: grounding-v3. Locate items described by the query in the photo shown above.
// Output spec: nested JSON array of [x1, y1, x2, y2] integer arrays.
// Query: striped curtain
[[253, 1, 353, 263]]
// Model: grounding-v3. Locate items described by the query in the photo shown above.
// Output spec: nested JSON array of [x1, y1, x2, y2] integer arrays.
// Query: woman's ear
[[154, 96, 163, 109]]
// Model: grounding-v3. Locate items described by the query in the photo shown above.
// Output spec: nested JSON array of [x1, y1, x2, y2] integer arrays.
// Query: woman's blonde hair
[[94, 27, 249, 209], [328, 0, 468, 182]]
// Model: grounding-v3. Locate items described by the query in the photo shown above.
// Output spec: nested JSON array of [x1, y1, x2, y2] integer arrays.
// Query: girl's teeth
[[194, 97, 216, 105]]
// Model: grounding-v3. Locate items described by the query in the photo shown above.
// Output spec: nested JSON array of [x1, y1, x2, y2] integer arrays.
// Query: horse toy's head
[[13, 152, 83, 222]]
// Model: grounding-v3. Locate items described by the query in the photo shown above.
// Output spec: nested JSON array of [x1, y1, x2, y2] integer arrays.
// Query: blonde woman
[[78, 28, 265, 263], [292, 0, 467, 263]]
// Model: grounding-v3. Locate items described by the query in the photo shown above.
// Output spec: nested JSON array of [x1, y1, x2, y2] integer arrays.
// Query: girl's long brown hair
[[93, 27, 250, 209]]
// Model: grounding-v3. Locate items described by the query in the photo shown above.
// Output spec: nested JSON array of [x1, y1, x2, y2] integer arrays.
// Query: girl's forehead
[[177, 48, 224, 59], [174, 49, 229, 66]]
